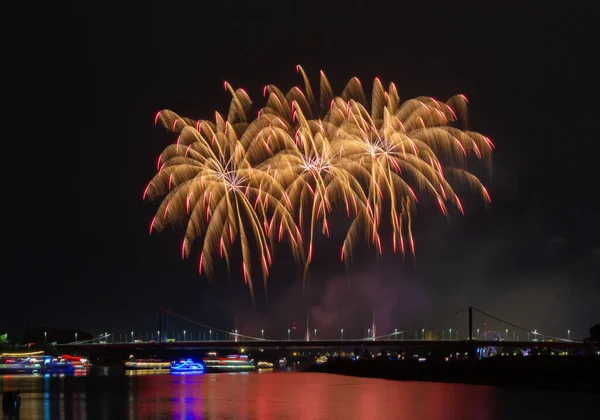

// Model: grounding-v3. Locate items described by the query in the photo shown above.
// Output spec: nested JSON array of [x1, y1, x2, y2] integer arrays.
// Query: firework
[[145, 67, 493, 295]]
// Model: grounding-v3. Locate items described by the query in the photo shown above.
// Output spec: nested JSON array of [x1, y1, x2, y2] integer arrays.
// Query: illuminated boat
[[256, 361, 274, 369], [61, 354, 92, 370], [0, 357, 43, 374], [202, 353, 255, 372], [47, 357, 76, 374], [316, 355, 328, 364], [1, 351, 45, 358], [0, 355, 75, 374], [170, 359, 205, 375], [124, 358, 171, 370]]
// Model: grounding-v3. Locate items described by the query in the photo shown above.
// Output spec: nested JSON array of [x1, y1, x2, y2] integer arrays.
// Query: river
[[1, 370, 596, 419]]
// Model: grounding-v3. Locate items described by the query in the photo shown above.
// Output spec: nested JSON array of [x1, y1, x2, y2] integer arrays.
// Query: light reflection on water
[[0, 370, 597, 420]]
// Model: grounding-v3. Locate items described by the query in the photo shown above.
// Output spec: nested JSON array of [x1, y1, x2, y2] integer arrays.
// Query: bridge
[[57, 338, 584, 353], [55, 306, 586, 356]]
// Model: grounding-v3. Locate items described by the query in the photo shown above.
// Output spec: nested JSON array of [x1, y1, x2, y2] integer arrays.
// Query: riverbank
[[306, 357, 600, 392]]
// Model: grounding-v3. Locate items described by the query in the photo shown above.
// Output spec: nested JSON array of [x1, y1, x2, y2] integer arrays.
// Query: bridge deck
[[57, 339, 585, 351]]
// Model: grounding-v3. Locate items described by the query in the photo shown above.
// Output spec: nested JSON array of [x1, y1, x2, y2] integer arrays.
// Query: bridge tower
[[468, 306, 473, 340], [159, 309, 168, 343], [468, 306, 476, 361]]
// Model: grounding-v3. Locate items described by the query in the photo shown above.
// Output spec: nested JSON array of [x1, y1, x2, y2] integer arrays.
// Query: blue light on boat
[[170, 359, 205, 375]]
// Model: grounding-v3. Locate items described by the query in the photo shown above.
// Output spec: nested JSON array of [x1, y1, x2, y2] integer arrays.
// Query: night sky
[[8, 3, 599, 342]]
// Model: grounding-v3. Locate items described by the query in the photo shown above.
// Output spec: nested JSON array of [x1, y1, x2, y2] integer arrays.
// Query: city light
[[261, 329, 264, 340], [340, 329, 344, 340]]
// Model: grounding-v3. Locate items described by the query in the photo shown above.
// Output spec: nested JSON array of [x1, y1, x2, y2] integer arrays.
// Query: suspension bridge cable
[[423, 307, 469, 331], [161, 309, 266, 341], [472, 307, 578, 342], [374, 307, 469, 340], [62, 311, 170, 345]]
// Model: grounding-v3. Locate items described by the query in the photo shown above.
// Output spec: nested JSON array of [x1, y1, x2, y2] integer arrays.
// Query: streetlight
[[367, 328, 371, 339], [261, 329, 264, 340], [209, 330, 212, 341], [74, 332, 78, 342], [183, 330, 186, 342], [340, 329, 344, 340], [477, 328, 480, 339], [422, 329, 425, 340], [505, 329, 508, 341], [234, 329, 238, 343], [105, 332, 108, 343], [568, 330, 570, 340], [394, 328, 398, 341], [44, 331, 47, 344], [449, 328, 452, 341], [314, 329, 317, 340], [287, 329, 291, 340], [157, 330, 160, 342]]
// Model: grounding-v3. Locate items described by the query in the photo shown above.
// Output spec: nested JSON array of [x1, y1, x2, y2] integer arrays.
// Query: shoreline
[[305, 357, 600, 393]]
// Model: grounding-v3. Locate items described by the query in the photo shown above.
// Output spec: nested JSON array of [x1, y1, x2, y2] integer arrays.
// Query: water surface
[[1, 371, 596, 419]]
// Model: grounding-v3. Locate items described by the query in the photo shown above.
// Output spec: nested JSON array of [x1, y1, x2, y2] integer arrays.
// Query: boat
[[0, 355, 75, 375], [61, 354, 92, 370], [202, 353, 255, 372], [316, 355, 328, 364], [0, 357, 43, 374], [47, 358, 76, 374], [170, 359, 204, 375], [256, 361, 274, 369], [124, 358, 171, 370]]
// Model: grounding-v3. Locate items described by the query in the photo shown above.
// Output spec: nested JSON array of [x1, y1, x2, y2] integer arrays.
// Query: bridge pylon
[[468, 306, 473, 340], [159, 309, 168, 343], [468, 306, 477, 361]]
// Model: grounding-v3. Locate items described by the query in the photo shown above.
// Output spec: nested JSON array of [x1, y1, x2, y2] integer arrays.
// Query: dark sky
[[8, 3, 600, 341]]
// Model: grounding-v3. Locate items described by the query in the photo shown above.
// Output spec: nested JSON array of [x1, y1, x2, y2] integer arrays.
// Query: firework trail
[[144, 67, 493, 296]]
